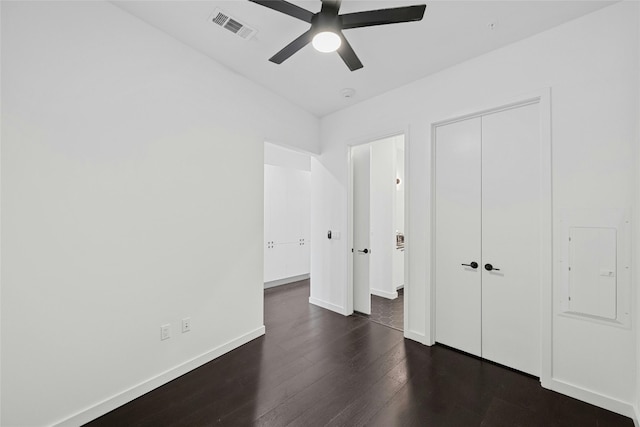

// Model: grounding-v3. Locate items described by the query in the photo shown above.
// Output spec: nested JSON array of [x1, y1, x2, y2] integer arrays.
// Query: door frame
[[346, 131, 409, 326], [429, 88, 552, 386]]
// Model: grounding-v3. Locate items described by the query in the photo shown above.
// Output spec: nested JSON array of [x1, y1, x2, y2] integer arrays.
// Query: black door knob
[[484, 263, 500, 271], [461, 262, 478, 269], [358, 248, 369, 254]]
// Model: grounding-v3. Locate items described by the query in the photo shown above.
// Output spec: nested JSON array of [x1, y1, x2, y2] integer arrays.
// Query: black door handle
[[461, 262, 478, 269], [484, 263, 500, 271], [358, 248, 369, 254]]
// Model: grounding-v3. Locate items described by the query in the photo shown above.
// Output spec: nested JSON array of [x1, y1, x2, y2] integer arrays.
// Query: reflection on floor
[[364, 288, 404, 331]]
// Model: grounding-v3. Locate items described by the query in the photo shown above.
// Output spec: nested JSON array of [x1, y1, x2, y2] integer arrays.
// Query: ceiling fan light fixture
[[312, 31, 341, 53], [248, 0, 426, 71]]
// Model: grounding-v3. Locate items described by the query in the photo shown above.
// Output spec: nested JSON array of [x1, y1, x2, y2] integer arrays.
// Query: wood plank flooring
[[86, 280, 633, 427]]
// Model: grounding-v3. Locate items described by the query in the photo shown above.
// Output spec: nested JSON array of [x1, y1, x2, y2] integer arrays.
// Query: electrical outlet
[[160, 324, 171, 341], [182, 317, 191, 333]]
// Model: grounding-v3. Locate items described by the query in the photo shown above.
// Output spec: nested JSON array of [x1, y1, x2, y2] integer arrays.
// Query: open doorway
[[263, 142, 311, 290], [350, 134, 405, 331]]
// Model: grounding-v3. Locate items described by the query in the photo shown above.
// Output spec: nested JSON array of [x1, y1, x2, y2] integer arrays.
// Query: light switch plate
[[160, 324, 171, 341]]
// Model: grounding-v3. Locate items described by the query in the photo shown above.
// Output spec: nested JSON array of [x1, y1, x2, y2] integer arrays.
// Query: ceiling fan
[[248, 0, 427, 71]]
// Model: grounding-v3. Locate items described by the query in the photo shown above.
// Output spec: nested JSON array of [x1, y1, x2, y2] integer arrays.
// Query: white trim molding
[[309, 296, 349, 316], [370, 288, 398, 300], [53, 326, 266, 427], [546, 378, 637, 420], [264, 274, 310, 289]]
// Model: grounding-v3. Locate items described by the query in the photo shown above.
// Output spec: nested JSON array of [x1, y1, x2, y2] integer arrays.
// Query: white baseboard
[[404, 329, 428, 345], [370, 288, 398, 299], [264, 274, 310, 289], [309, 296, 348, 315], [53, 326, 266, 427], [546, 378, 636, 419], [633, 404, 639, 427], [396, 285, 404, 291]]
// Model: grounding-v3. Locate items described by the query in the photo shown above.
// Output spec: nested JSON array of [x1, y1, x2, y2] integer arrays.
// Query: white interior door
[[352, 144, 371, 314], [435, 117, 482, 356], [434, 102, 541, 375], [481, 103, 540, 376]]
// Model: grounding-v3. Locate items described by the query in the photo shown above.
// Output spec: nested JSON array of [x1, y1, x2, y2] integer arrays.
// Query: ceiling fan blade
[[248, 0, 314, 23], [337, 33, 363, 71], [269, 30, 314, 64], [340, 4, 426, 30]]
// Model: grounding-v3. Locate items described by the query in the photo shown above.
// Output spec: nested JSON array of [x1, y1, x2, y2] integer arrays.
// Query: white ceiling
[[113, 0, 615, 117]]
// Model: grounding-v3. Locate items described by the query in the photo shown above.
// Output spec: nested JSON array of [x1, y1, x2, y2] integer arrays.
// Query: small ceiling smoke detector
[[341, 88, 356, 99], [487, 22, 498, 31]]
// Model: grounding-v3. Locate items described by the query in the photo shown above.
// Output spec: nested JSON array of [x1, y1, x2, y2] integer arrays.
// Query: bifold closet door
[[434, 103, 540, 376], [481, 103, 540, 376], [434, 117, 482, 357]]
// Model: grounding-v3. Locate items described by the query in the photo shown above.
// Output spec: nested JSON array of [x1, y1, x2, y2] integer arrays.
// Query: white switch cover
[[160, 324, 171, 341]]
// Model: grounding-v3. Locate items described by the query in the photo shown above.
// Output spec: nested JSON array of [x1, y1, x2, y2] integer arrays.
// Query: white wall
[[311, 0, 638, 415], [264, 142, 311, 171], [1, 2, 319, 426]]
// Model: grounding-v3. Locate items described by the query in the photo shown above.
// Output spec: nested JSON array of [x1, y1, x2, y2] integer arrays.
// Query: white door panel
[[481, 103, 540, 376], [285, 242, 309, 278], [271, 166, 288, 243], [353, 144, 371, 315], [264, 243, 286, 282], [287, 169, 310, 244], [434, 103, 541, 376], [435, 117, 482, 356]]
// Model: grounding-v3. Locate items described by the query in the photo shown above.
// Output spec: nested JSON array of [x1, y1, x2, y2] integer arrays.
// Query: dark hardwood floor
[[86, 280, 633, 427]]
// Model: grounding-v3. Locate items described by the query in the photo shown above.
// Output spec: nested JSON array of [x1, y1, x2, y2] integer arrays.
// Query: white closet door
[[264, 166, 280, 282], [435, 117, 482, 356], [266, 165, 288, 244], [291, 169, 310, 276], [481, 103, 540, 376], [264, 165, 275, 245], [289, 169, 310, 243]]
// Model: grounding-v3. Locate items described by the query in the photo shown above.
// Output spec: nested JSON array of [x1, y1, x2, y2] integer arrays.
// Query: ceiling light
[[312, 31, 341, 53]]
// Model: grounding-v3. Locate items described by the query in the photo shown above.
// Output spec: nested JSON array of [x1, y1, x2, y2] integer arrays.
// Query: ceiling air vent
[[209, 8, 257, 40]]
